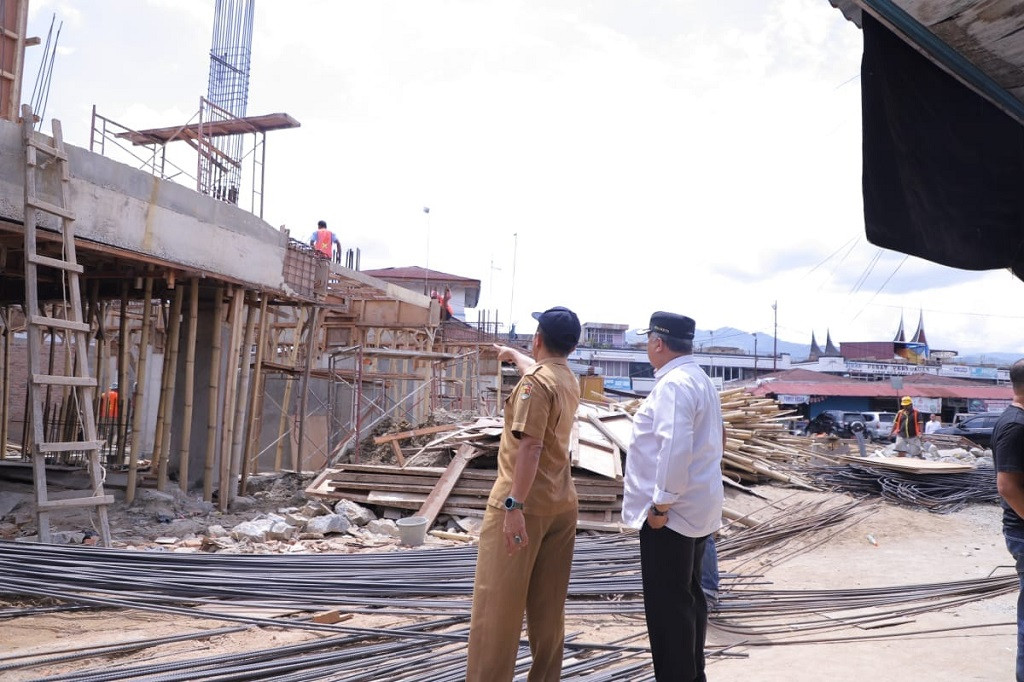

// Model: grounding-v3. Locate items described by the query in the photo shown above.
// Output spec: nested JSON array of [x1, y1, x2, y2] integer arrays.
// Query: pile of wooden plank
[[307, 388, 822, 533], [306, 461, 625, 532], [718, 388, 820, 490]]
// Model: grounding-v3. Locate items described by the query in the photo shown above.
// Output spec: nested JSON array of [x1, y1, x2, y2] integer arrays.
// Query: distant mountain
[[952, 352, 1022, 367], [621, 326, 1021, 367]]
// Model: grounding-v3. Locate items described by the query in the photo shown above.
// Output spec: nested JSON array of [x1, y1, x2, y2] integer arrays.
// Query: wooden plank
[[389, 440, 406, 467], [835, 454, 973, 474], [37, 494, 114, 510], [27, 254, 83, 273], [415, 444, 483, 526], [373, 423, 459, 445], [574, 440, 621, 480], [32, 374, 96, 387], [36, 440, 103, 453]]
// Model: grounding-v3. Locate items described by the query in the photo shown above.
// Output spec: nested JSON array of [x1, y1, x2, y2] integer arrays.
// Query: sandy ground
[[1, 484, 1017, 681]]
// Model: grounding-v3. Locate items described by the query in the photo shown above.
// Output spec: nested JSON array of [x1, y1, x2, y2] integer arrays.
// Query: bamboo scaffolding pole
[[241, 295, 269, 492], [126, 277, 154, 504], [218, 287, 245, 511], [0, 308, 10, 457], [273, 307, 306, 471], [203, 286, 225, 502], [115, 281, 130, 468], [90, 283, 104, 425], [178, 279, 199, 493], [156, 286, 184, 490], [296, 305, 318, 473], [150, 297, 172, 484], [229, 295, 258, 496], [41, 324, 56, 438]]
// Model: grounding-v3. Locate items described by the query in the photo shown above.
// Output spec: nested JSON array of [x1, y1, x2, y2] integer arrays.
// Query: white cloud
[[22, 0, 1024, 358]]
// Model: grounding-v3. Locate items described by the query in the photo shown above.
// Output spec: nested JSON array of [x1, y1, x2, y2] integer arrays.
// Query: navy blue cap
[[531, 306, 581, 347], [640, 311, 695, 340]]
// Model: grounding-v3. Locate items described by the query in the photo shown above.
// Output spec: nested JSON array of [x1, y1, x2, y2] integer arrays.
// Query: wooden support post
[[150, 297, 172, 484], [203, 286, 225, 502], [115, 281, 130, 468], [229, 294, 258, 496], [126, 277, 153, 504], [296, 305, 318, 473], [156, 285, 184, 490], [0, 308, 10, 458], [218, 287, 245, 511], [241, 294, 269, 493], [273, 307, 305, 471], [178, 278, 199, 493]]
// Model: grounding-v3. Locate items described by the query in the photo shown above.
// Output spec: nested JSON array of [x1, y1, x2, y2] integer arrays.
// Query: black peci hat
[[532, 306, 581, 347], [640, 311, 696, 340]]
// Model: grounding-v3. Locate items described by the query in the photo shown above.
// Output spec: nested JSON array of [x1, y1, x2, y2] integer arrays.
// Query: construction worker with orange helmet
[[891, 396, 922, 457]]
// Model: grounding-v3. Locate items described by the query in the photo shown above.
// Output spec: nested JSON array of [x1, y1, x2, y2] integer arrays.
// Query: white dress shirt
[[622, 354, 724, 537]]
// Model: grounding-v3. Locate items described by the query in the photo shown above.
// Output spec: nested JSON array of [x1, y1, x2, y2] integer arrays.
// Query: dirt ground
[[1, 479, 1017, 681]]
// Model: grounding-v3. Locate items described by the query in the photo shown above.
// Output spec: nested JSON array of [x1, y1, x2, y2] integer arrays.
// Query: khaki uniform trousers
[[466, 504, 578, 682]]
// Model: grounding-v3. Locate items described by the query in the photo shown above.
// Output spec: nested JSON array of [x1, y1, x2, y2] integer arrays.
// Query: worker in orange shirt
[[891, 396, 922, 457], [99, 385, 119, 419], [309, 220, 340, 262]]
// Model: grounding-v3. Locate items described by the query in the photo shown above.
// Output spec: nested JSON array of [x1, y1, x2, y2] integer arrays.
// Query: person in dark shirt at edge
[[994, 358, 1024, 681]]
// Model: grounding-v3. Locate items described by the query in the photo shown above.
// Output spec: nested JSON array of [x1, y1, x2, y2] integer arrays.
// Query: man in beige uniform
[[467, 306, 582, 682]]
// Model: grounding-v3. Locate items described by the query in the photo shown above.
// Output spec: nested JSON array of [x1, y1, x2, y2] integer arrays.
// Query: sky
[[20, 0, 1024, 357]]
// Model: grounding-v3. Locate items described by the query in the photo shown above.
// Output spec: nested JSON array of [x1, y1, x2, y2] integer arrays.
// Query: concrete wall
[[0, 119, 288, 291]]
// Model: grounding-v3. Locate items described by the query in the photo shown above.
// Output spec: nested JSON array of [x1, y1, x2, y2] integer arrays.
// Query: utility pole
[[423, 207, 431, 293], [509, 233, 518, 334], [772, 300, 778, 371], [753, 332, 758, 381]]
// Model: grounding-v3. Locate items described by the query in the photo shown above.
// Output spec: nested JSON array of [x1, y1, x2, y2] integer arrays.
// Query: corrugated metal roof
[[361, 266, 480, 284]]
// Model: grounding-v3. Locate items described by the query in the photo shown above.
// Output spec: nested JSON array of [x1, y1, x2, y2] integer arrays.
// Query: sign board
[[890, 376, 903, 390], [911, 397, 941, 413], [777, 394, 810, 405], [603, 376, 632, 391]]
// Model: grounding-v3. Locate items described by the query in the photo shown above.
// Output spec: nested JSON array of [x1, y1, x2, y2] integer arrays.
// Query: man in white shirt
[[925, 413, 943, 434], [622, 311, 723, 682]]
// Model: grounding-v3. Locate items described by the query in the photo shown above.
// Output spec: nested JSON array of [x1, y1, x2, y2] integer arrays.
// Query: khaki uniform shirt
[[487, 357, 580, 515]]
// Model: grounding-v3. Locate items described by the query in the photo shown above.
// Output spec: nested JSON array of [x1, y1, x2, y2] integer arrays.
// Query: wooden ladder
[[21, 104, 113, 546]]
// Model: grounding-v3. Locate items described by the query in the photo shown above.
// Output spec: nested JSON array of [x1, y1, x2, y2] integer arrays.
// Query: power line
[[852, 254, 909, 322]]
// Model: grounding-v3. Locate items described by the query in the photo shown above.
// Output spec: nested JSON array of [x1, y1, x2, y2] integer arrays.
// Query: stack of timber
[[717, 387, 820, 490], [309, 389, 822, 532], [307, 461, 625, 531]]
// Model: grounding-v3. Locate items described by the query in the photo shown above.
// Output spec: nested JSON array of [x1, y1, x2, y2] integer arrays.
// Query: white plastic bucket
[[396, 516, 428, 546]]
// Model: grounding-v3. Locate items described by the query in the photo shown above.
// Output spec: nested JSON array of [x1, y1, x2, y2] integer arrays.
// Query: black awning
[[861, 13, 1024, 279]]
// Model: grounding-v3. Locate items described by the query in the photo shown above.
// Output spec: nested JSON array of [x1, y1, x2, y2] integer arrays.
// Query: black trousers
[[639, 522, 709, 682]]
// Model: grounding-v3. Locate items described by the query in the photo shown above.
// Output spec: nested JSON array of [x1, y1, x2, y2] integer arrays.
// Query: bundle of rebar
[[806, 461, 999, 513]]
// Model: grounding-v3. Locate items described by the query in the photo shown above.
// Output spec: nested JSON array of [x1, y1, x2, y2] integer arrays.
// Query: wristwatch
[[650, 506, 669, 517], [503, 496, 524, 511]]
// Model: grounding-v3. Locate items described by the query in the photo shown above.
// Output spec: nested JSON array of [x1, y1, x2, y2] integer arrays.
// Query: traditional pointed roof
[[823, 329, 841, 356], [808, 331, 823, 361], [893, 314, 906, 343], [910, 310, 928, 345]]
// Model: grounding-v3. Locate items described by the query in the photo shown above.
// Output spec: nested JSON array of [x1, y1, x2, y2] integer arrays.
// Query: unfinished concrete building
[[0, 6, 501, 547]]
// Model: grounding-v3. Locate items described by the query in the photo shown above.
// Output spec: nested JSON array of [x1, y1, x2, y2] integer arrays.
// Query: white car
[[861, 411, 896, 441]]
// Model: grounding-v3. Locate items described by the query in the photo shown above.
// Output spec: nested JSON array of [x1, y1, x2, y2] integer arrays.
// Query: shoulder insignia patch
[[520, 383, 532, 400]]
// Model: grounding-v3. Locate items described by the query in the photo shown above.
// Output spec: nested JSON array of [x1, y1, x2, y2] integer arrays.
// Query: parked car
[[806, 410, 867, 438], [932, 411, 1004, 448], [784, 418, 810, 436], [861, 411, 896, 442]]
